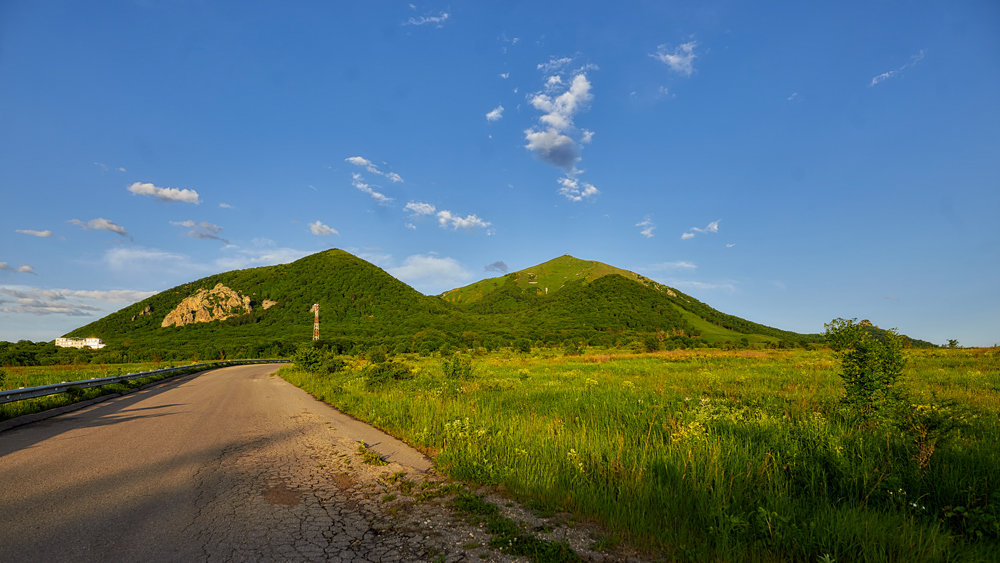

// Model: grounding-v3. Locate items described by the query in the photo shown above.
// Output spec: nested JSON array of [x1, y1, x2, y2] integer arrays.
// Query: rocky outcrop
[[161, 284, 254, 328], [262, 299, 278, 310], [131, 305, 153, 321]]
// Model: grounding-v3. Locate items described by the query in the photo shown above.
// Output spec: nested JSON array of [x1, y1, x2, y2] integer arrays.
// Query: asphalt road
[[0, 363, 439, 562]]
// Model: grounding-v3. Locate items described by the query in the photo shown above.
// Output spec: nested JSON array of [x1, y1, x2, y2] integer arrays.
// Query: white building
[[54, 337, 106, 350]]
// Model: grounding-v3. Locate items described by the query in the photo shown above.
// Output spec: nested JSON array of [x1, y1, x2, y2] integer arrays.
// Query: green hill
[[443, 255, 816, 346], [61, 250, 820, 361]]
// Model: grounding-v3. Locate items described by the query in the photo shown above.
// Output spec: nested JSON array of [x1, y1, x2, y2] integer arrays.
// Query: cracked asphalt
[[1, 364, 581, 562]]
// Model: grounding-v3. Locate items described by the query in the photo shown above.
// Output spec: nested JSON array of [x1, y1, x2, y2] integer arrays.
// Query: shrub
[[364, 361, 412, 389], [443, 354, 473, 380], [825, 318, 905, 422]]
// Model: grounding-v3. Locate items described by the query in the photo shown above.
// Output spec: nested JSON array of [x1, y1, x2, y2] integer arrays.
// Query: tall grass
[[281, 348, 1000, 560]]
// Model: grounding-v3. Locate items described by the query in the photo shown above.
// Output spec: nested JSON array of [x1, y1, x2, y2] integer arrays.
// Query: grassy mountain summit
[[441, 254, 658, 304], [61, 249, 819, 361]]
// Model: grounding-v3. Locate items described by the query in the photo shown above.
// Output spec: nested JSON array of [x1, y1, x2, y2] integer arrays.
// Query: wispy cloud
[[0, 286, 155, 316], [345, 156, 403, 183], [69, 217, 130, 239], [537, 56, 573, 73], [870, 50, 925, 86], [16, 229, 52, 238], [405, 201, 437, 216], [219, 202, 233, 209], [636, 217, 655, 238], [169, 220, 228, 244], [682, 219, 720, 239], [127, 181, 200, 204], [485, 105, 504, 122], [351, 173, 393, 205], [651, 41, 697, 76], [0, 262, 36, 274], [309, 220, 338, 236], [404, 11, 450, 27]]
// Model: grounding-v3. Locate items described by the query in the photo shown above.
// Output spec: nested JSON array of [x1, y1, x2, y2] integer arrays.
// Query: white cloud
[[870, 50, 925, 86], [580, 129, 594, 144], [537, 56, 573, 73], [103, 246, 192, 273], [726, 242, 736, 248], [69, 217, 130, 238], [404, 11, 450, 27], [170, 220, 228, 243], [118, 167, 127, 172], [683, 219, 720, 239], [436, 210, 491, 231], [787, 92, 799, 102], [387, 254, 472, 294], [345, 156, 403, 183], [557, 176, 599, 202], [214, 240, 312, 271], [219, 202, 233, 209], [351, 173, 393, 204], [16, 229, 52, 238], [636, 217, 655, 238], [485, 105, 504, 122], [0, 286, 155, 317], [309, 220, 338, 236], [0, 262, 35, 274], [524, 128, 578, 170], [405, 201, 437, 215], [529, 73, 593, 132], [499, 72, 510, 79], [127, 181, 200, 204], [693, 220, 720, 233], [651, 41, 697, 76]]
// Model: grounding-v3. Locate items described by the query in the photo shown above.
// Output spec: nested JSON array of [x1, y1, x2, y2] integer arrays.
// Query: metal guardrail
[[0, 359, 289, 405]]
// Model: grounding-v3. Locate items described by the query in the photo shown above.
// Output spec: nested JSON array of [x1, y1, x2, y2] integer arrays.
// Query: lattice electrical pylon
[[310, 303, 319, 341]]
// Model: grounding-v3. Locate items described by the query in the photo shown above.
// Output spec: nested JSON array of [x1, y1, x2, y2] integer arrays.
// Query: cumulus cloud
[[436, 210, 491, 231], [529, 73, 593, 133], [557, 176, 599, 202], [405, 202, 437, 216], [683, 220, 720, 239], [485, 105, 504, 122], [524, 129, 578, 170], [351, 173, 393, 204], [170, 220, 229, 243], [345, 156, 403, 183], [387, 254, 472, 294], [16, 229, 52, 238], [69, 217, 130, 238], [636, 217, 655, 238], [127, 181, 200, 204], [484, 261, 508, 273], [404, 11, 450, 27], [0, 286, 155, 317], [309, 220, 338, 236], [870, 50, 925, 86], [651, 41, 697, 76]]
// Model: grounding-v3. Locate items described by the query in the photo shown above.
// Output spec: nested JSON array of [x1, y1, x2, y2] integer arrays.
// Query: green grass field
[[280, 347, 1000, 561]]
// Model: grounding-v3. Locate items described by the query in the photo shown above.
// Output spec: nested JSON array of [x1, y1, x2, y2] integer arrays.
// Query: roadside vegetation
[[280, 338, 1000, 561]]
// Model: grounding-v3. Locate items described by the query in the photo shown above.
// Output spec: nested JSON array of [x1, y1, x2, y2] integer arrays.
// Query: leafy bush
[[825, 318, 905, 422], [363, 361, 412, 389], [442, 354, 473, 380]]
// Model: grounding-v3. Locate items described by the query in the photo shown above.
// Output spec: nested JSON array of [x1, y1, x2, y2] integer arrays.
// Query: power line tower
[[310, 303, 319, 341]]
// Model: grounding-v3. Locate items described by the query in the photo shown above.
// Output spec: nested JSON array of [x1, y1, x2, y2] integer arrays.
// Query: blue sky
[[2, 1, 998, 346]]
